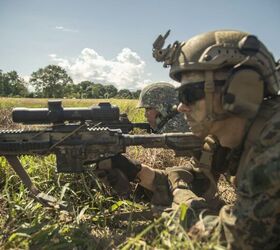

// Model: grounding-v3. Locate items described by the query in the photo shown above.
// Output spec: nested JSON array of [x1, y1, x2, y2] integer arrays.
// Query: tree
[[91, 83, 106, 98], [30, 65, 73, 98], [64, 83, 79, 98], [0, 70, 28, 97], [103, 85, 118, 98], [116, 89, 133, 99], [76, 81, 94, 98], [131, 90, 141, 99]]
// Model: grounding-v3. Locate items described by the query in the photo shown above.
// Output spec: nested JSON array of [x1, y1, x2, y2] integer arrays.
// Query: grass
[[0, 98, 231, 249]]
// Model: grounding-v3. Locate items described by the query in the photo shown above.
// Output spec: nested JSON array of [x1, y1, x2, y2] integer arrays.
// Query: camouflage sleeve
[[191, 142, 280, 250], [159, 113, 189, 133]]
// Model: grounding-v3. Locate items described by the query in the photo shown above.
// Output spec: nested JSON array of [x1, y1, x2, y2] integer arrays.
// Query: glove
[[95, 154, 142, 195], [110, 154, 142, 182], [104, 168, 132, 196], [166, 165, 194, 191], [150, 169, 172, 206], [167, 166, 208, 210], [172, 188, 208, 210], [149, 165, 196, 207]]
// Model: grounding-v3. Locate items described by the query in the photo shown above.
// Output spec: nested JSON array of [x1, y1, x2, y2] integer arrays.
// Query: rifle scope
[[12, 100, 120, 124]]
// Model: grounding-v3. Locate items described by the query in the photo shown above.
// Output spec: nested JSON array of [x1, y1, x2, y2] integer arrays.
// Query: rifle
[[0, 101, 202, 208]]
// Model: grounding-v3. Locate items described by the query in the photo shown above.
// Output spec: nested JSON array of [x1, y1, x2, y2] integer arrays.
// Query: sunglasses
[[178, 80, 225, 105], [178, 82, 205, 105]]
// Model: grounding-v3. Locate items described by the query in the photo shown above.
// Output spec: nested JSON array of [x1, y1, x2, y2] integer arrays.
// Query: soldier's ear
[[222, 67, 264, 118]]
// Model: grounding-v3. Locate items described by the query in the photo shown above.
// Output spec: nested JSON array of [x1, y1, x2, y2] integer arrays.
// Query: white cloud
[[49, 48, 151, 90], [22, 75, 30, 82], [55, 26, 78, 33], [22, 75, 35, 92]]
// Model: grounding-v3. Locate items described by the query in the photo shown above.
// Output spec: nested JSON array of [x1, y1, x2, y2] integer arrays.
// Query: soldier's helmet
[[153, 29, 280, 119], [137, 82, 178, 117]]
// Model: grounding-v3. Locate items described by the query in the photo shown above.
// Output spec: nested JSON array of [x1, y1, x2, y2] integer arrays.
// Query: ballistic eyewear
[[178, 82, 205, 105], [178, 80, 225, 105]]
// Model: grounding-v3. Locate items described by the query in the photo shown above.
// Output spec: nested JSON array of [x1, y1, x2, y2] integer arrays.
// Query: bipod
[[5, 155, 67, 210]]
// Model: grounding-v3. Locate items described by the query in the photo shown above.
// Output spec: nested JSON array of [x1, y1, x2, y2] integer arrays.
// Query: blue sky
[[0, 0, 279, 90]]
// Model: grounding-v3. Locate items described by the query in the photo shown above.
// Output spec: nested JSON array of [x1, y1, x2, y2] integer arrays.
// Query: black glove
[[110, 154, 142, 182], [95, 154, 142, 195]]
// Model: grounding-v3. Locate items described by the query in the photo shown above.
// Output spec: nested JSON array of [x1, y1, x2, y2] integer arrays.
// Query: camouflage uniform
[[137, 82, 189, 133], [152, 30, 280, 249], [190, 96, 280, 249], [158, 112, 188, 133]]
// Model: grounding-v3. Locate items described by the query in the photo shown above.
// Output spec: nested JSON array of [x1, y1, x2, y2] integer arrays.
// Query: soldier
[[137, 82, 189, 133], [98, 29, 280, 249], [97, 82, 189, 197]]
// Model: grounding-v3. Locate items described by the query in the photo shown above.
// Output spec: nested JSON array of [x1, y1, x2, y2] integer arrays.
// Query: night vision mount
[[152, 29, 183, 68]]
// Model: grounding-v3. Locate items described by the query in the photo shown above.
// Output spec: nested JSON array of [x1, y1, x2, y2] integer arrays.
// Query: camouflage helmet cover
[[137, 82, 178, 116]]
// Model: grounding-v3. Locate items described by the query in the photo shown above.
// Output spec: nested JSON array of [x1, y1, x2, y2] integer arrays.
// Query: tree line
[[0, 65, 141, 99]]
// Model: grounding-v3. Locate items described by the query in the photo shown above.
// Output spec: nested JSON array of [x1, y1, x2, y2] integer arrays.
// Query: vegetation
[[0, 70, 28, 97], [0, 98, 233, 249], [30, 65, 73, 98], [0, 66, 141, 99]]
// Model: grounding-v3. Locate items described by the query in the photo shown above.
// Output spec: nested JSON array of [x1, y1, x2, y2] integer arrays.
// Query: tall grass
[[0, 98, 229, 249]]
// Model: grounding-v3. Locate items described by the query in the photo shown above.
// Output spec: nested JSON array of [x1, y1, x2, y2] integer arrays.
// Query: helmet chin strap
[[196, 71, 216, 136], [194, 72, 223, 199], [203, 71, 232, 129], [178, 71, 216, 136]]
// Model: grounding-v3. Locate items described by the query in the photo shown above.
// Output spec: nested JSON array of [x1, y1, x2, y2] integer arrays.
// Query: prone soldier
[[137, 82, 189, 133], [96, 82, 190, 197], [97, 29, 280, 249]]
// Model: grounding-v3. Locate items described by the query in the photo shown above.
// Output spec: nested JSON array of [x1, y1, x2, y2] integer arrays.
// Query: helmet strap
[[204, 71, 215, 122], [204, 71, 232, 122], [195, 71, 229, 136]]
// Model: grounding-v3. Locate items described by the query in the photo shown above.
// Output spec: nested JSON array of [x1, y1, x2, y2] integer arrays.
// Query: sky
[[0, 0, 279, 91]]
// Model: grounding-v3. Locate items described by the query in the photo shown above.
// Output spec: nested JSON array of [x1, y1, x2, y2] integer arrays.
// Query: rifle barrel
[[123, 132, 202, 151]]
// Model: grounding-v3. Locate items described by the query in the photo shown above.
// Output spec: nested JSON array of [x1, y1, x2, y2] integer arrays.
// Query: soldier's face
[[177, 74, 208, 137], [145, 108, 160, 129], [177, 100, 207, 136]]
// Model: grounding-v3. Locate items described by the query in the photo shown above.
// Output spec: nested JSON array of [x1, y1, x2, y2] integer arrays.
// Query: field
[[0, 98, 235, 249]]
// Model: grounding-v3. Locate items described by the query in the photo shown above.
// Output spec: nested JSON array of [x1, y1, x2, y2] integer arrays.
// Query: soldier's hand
[[110, 154, 142, 182], [166, 165, 208, 210], [172, 188, 208, 210], [96, 167, 132, 196], [95, 154, 142, 195]]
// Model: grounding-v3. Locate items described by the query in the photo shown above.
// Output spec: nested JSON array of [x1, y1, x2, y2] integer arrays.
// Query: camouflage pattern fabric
[[137, 82, 179, 117], [156, 112, 189, 133], [138, 82, 190, 133], [133, 112, 189, 205], [190, 97, 280, 249]]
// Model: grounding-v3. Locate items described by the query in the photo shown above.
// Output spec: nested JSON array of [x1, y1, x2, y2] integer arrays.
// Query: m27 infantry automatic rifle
[[0, 100, 202, 208]]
